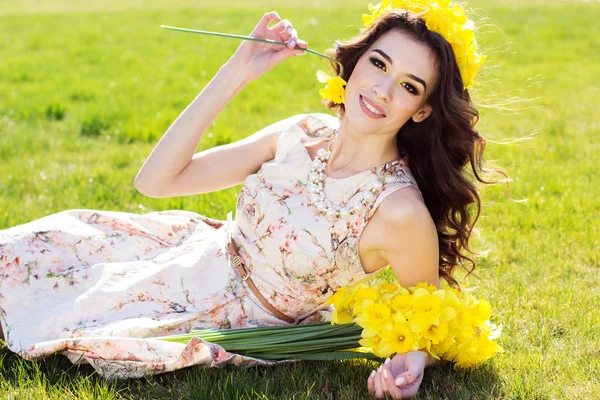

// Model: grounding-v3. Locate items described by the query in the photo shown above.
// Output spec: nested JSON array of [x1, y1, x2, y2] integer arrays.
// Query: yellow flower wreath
[[317, 0, 486, 104]]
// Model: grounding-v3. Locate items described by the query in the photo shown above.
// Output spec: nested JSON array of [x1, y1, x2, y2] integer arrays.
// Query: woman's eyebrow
[[371, 49, 427, 91]]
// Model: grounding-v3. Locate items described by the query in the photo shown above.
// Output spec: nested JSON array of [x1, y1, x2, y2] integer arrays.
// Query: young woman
[[0, 7, 504, 398]]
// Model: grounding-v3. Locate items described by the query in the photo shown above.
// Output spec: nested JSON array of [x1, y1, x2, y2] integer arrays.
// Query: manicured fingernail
[[382, 369, 389, 379], [370, 371, 376, 378], [289, 39, 296, 48], [384, 358, 391, 364], [378, 366, 382, 372], [395, 377, 405, 386]]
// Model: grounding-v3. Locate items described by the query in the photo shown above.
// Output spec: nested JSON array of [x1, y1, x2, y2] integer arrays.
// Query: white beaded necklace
[[307, 129, 385, 220]]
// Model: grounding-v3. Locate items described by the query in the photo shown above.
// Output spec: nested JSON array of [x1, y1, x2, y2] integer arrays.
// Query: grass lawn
[[0, 0, 598, 398]]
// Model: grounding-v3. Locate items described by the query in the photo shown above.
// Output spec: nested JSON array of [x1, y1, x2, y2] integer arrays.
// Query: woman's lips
[[360, 95, 386, 118]]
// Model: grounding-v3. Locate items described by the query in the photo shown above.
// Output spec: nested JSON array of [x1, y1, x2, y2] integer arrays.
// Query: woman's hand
[[367, 350, 429, 399], [229, 11, 308, 84]]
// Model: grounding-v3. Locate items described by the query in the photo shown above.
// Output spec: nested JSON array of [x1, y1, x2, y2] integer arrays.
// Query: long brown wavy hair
[[321, 10, 511, 291]]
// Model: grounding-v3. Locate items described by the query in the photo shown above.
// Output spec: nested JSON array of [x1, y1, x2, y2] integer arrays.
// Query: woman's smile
[[359, 94, 387, 119]]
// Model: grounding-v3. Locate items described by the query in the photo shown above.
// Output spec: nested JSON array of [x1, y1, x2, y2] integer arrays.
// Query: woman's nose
[[372, 79, 392, 102]]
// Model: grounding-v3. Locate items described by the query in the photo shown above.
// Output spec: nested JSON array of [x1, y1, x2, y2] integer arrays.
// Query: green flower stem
[[154, 322, 370, 361], [176, 335, 362, 352], [242, 351, 384, 361], [160, 329, 360, 348], [159, 325, 361, 347], [153, 322, 352, 341], [160, 25, 340, 65]]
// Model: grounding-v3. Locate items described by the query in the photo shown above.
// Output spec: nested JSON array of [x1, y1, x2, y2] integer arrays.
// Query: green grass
[[0, 0, 598, 398]]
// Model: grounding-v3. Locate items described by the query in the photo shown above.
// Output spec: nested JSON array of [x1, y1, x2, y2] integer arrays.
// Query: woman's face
[[344, 29, 438, 134]]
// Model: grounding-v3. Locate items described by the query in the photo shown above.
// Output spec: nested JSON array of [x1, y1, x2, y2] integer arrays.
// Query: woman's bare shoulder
[[377, 187, 430, 224], [367, 187, 437, 258], [374, 188, 440, 287]]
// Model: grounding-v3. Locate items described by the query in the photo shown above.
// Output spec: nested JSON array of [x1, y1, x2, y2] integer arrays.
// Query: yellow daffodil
[[379, 320, 418, 354], [316, 70, 346, 105], [471, 298, 492, 327], [456, 307, 473, 327], [453, 340, 478, 369], [327, 286, 350, 308], [331, 307, 354, 324], [362, 2, 388, 28], [359, 335, 386, 357], [423, 321, 449, 344], [415, 282, 438, 294], [440, 287, 462, 308], [432, 336, 455, 358], [453, 334, 502, 369], [328, 286, 355, 324], [390, 290, 413, 315], [408, 288, 442, 331], [355, 299, 393, 337], [349, 285, 380, 315], [379, 282, 401, 295]]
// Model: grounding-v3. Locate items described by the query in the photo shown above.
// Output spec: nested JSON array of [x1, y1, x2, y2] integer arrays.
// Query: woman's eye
[[402, 82, 419, 95], [369, 57, 385, 70]]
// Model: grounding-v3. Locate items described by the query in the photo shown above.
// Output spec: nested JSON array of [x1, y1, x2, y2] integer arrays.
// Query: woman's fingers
[[254, 12, 308, 51], [258, 11, 281, 31], [397, 363, 422, 386], [269, 19, 303, 49], [374, 366, 385, 398], [382, 368, 404, 399], [367, 370, 376, 393], [287, 28, 299, 48], [270, 19, 291, 38]]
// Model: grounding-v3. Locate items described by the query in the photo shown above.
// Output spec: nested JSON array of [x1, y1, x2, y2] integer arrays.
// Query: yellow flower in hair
[[362, 2, 388, 27], [359, 0, 486, 90], [316, 70, 346, 105]]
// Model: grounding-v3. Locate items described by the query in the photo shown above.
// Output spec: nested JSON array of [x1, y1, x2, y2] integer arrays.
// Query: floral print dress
[[0, 113, 421, 380]]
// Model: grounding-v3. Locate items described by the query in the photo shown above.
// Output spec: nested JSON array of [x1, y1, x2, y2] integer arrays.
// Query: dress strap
[[333, 161, 422, 283], [365, 161, 422, 221], [273, 113, 339, 163], [296, 113, 338, 139]]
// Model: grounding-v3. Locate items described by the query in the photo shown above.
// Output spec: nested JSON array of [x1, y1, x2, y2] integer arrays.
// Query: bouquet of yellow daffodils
[[329, 282, 503, 368], [156, 282, 502, 368]]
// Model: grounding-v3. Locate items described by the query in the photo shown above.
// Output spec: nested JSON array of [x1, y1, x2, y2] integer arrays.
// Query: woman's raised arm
[[134, 11, 307, 198]]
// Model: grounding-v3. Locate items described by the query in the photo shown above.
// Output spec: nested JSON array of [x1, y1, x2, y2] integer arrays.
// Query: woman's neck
[[326, 117, 401, 175]]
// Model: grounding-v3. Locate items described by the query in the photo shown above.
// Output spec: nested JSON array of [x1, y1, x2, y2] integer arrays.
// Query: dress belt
[[226, 235, 296, 324], [223, 211, 333, 325]]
